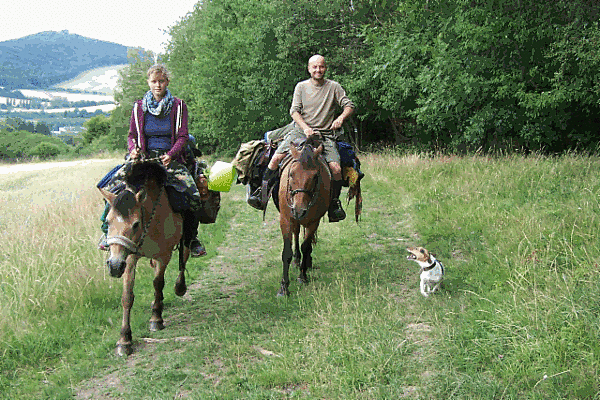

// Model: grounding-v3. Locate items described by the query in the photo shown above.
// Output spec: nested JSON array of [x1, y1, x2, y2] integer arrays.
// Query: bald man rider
[[261, 54, 355, 222]]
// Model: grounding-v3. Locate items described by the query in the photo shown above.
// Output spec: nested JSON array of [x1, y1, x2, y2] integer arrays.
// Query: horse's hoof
[[174, 282, 187, 297], [149, 321, 165, 331], [116, 344, 132, 357]]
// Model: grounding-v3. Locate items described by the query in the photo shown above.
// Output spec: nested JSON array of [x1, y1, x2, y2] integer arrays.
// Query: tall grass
[[368, 149, 600, 398], [2, 152, 599, 399], [0, 161, 124, 397], [0, 162, 113, 329]]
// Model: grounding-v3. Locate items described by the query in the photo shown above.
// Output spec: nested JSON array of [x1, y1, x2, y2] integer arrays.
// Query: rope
[[106, 235, 138, 253], [135, 186, 163, 251], [105, 186, 163, 256]]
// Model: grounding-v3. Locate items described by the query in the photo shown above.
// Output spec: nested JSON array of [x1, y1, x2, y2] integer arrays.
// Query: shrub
[[29, 142, 63, 159]]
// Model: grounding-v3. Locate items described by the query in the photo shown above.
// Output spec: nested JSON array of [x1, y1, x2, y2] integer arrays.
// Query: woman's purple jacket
[[128, 98, 189, 164]]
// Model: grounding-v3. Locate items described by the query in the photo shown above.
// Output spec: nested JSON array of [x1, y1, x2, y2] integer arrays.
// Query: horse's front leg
[[149, 257, 169, 332], [116, 255, 138, 357], [279, 235, 293, 297], [299, 222, 319, 284], [174, 239, 190, 297], [293, 228, 301, 270]]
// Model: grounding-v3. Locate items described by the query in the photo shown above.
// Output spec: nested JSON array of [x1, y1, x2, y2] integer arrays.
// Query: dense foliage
[[0, 117, 51, 136], [101, 0, 600, 154], [0, 129, 71, 160]]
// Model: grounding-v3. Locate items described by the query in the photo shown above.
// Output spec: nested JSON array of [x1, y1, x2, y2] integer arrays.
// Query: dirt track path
[[72, 155, 436, 399], [0, 158, 110, 175]]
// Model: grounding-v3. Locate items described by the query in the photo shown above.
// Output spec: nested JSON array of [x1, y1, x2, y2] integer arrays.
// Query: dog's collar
[[421, 260, 437, 272]]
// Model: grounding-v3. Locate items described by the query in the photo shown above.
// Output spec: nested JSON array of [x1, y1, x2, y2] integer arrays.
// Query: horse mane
[[291, 136, 323, 169], [109, 161, 167, 218], [113, 190, 137, 218], [125, 161, 168, 190]]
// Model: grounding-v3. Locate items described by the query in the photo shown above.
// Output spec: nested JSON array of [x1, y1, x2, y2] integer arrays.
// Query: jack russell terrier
[[406, 247, 445, 297]]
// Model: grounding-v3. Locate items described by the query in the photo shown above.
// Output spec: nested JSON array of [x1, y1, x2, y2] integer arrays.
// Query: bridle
[[285, 158, 322, 211], [105, 186, 163, 255]]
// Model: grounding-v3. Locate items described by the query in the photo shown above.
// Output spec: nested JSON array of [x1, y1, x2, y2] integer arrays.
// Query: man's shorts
[[275, 125, 342, 165]]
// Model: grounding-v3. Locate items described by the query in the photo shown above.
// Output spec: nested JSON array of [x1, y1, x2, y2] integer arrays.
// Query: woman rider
[[98, 64, 205, 257]]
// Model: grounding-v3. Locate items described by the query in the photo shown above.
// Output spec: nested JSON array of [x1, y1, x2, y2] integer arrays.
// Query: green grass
[[1, 152, 599, 399]]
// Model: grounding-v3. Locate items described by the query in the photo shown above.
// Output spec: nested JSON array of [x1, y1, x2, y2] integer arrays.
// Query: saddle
[[193, 167, 220, 224], [98, 160, 220, 224], [337, 141, 364, 222]]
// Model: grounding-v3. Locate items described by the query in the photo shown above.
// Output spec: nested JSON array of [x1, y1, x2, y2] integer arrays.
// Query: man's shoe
[[248, 195, 264, 210], [259, 168, 279, 210], [328, 199, 346, 222], [190, 238, 207, 257], [98, 234, 109, 251], [247, 186, 265, 210]]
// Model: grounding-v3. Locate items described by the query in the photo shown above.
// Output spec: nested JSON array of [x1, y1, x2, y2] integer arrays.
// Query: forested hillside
[[0, 31, 129, 89], [107, 0, 600, 154]]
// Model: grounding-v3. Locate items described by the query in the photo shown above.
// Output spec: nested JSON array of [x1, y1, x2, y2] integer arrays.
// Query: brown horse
[[98, 161, 189, 356], [277, 136, 331, 296]]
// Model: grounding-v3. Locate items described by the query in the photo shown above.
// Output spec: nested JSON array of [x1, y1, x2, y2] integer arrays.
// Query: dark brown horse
[[277, 136, 331, 296], [98, 161, 189, 356]]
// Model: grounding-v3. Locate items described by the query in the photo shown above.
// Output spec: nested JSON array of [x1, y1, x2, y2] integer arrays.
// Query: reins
[[105, 143, 167, 253]]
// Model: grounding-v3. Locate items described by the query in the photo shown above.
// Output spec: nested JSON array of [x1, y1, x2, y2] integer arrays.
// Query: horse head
[[99, 187, 147, 277], [99, 161, 166, 278], [285, 137, 327, 221]]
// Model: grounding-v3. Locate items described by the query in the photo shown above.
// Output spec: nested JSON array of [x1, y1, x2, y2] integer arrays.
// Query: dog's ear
[[419, 248, 425, 254]]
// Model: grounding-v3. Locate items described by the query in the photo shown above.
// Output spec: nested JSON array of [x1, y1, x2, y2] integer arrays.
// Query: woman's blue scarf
[[142, 89, 174, 118]]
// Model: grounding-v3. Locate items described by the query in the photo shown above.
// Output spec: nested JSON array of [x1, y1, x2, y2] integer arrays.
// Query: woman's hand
[[160, 154, 172, 167], [130, 147, 140, 160]]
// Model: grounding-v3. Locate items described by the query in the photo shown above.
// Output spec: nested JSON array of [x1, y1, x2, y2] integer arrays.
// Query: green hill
[[0, 30, 130, 90]]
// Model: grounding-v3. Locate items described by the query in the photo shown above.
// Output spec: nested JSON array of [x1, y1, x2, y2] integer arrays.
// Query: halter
[[285, 158, 322, 211], [106, 186, 163, 256]]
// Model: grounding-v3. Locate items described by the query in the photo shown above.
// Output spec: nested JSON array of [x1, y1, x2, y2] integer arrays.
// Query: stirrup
[[190, 238, 207, 257], [328, 199, 346, 222], [247, 185, 265, 210]]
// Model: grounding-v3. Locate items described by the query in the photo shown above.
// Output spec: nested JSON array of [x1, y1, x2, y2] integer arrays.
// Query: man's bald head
[[307, 55, 327, 84], [308, 54, 326, 67]]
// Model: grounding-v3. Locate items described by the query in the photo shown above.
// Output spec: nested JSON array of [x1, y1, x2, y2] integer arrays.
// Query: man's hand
[[331, 116, 345, 130], [160, 154, 172, 167], [303, 127, 316, 137]]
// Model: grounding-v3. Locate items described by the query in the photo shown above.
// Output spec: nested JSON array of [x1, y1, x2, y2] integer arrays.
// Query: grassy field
[[0, 151, 599, 399]]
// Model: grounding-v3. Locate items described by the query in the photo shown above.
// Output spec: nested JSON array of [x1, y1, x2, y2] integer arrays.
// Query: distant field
[[19, 89, 115, 103], [53, 64, 127, 95], [11, 69, 121, 114]]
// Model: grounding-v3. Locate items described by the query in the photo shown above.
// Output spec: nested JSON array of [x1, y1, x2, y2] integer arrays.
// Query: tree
[[82, 115, 111, 144], [113, 0, 600, 153], [166, 0, 369, 153], [109, 49, 156, 151], [30, 142, 62, 159], [34, 122, 51, 136]]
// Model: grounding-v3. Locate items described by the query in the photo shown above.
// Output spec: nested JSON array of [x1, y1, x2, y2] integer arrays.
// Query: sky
[[1, 0, 199, 54]]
